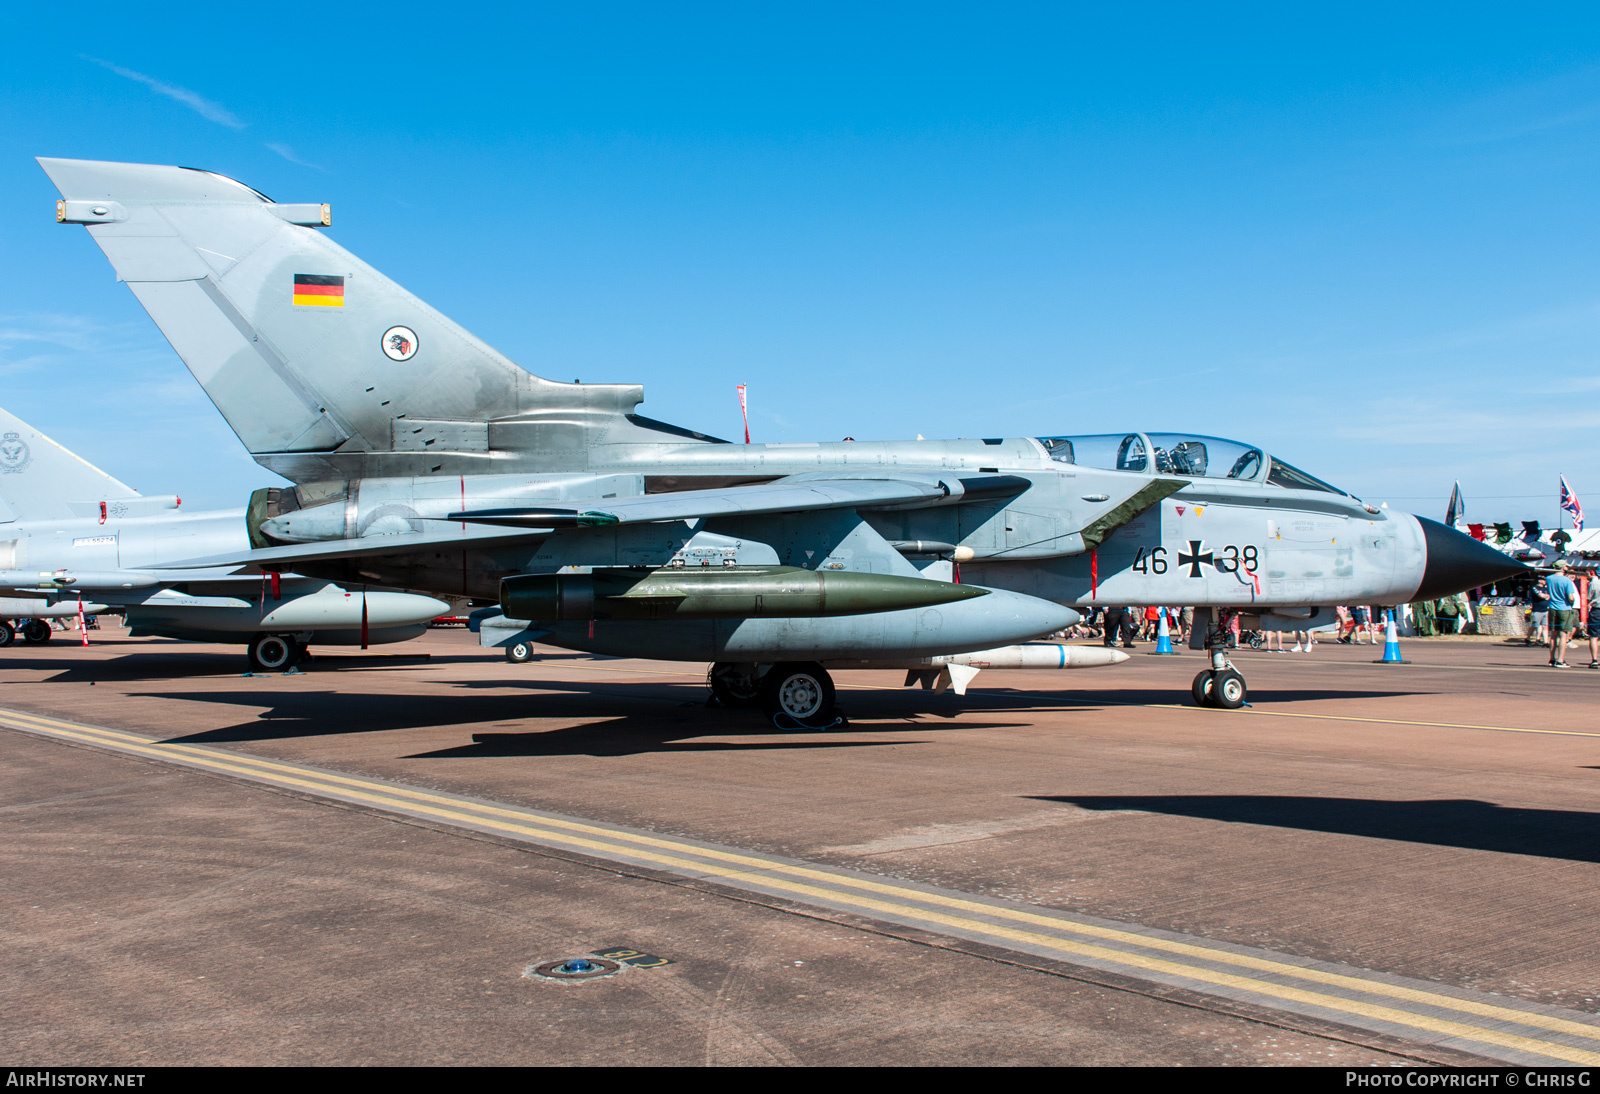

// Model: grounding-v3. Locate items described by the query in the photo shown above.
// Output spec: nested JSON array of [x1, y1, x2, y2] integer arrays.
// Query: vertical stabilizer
[[38, 158, 644, 482], [0, 405, 138, 521]]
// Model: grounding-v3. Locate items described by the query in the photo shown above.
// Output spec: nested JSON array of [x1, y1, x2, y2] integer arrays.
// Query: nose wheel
[[1192, 609, 1248, 709], [1192, 668, 1247, 709]]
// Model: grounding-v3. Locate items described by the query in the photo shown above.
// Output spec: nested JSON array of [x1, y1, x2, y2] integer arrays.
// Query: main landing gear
[[1191, 609, 1248, 710], [708, 661, 841, 729], [0, 620, 65, 647], [247, 633, 303, 672]]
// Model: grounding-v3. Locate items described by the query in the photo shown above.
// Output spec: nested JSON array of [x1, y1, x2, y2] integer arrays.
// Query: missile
[[500, 566, 987, 622], [826, 643, 1131, 695], [935, 644, 1130, 670], [826, 642, 1130, 671]]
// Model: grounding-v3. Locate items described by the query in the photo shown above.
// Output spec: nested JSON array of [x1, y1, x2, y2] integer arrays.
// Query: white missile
[[827, 642, 1130, 695], [934, 644, 1130, 670]]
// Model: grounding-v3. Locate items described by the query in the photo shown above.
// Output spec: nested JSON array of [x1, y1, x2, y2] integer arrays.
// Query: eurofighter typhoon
[[39, 158, 1526, 723], [0, 404, 448, 668]]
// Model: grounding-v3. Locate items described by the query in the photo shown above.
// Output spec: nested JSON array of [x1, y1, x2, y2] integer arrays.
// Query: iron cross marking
[[1177, 540, 1214, 578]]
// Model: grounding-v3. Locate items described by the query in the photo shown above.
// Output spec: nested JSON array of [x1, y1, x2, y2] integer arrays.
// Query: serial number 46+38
[[1132, 544, 1259, 578]]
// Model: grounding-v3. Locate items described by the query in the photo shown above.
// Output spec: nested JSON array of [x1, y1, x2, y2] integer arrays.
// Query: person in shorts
[[1351, 605, 1373, 644], [1546, 561, 1579, 667], [1527, 576, 1550, 646]]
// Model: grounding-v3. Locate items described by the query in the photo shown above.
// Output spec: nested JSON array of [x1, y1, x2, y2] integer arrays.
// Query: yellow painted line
[[4, 708, 1600, 1061], [11, 724, 1596, 1063], [5, 704, 1598, 1037]]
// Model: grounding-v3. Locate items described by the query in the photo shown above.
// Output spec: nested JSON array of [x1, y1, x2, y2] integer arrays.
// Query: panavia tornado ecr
[[0, 404, 449, 669], [38, 157, 1526, 723]]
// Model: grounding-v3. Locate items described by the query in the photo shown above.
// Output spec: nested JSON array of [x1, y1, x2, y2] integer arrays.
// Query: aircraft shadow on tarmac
[[6, 646, 591, 683], [453, 678, 1420, 715], [1035, 795, 1600, 864], [409, 728, 930, 759], [133, 684, 1025, 755], [121, 673, 1419, 755]]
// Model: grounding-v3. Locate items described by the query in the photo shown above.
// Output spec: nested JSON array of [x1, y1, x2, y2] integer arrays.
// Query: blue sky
[[2, 4, 1597, 525]]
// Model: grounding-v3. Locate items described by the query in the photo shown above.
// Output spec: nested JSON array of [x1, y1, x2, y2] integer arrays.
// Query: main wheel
[[709, 662, 763, 708], [248, 633, 298, 672], [1191, 670, 1215, 707], [0, 621, 13, 649], [761, 662, 836, 727], [20, 620, 51, 644], [506, 641, 534, 664], [1213, 669, 1247, 709]]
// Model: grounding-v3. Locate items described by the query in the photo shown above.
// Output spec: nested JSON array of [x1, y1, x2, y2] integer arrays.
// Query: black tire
[[1213, 669, 1247, 709], [1248, 632, 1265, 649], [761, 662, 836, 726], [0, 621, 13, 649], [506, 641, 534, 664], [20, 620, 51, 645], [248, 633, 298, 672], [709, 662, 763, 708], [1191, 670, 1215, 707]]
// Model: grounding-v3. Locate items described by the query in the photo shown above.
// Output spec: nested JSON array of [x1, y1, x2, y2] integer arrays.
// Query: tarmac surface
[[3, 625, 1599, 1065]]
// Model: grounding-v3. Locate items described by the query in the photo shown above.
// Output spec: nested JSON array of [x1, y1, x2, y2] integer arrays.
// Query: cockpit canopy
[[1035, 433, 1349, 496]]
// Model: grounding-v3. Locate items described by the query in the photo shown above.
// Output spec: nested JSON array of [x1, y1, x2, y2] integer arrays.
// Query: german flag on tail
[[293, 273, 344, 307]]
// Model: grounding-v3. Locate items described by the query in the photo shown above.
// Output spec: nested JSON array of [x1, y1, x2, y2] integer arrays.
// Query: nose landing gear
[[1192, 609, 1248, 709]]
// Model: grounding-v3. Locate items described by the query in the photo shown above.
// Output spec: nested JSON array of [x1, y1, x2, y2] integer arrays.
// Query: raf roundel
[[381, 325, 419, 362]]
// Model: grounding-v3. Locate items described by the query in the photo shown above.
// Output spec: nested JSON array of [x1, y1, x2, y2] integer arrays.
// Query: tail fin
[[39, 158, 659, 484], [0, 404, 139, 522]]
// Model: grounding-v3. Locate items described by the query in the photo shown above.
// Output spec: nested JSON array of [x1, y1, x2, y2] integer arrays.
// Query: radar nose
[[1413, 516, 1531, 601]]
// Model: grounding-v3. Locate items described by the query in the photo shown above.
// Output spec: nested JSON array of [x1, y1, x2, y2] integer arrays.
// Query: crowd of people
[[1064, 606, 1379, 650], [1063, 572, 1596, 669], [1061, 603, 1441, 651], [1528, 560, 1600, 668]]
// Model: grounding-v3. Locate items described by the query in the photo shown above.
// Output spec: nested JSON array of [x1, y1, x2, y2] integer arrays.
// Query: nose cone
[[1412, 516, 1530, 600]]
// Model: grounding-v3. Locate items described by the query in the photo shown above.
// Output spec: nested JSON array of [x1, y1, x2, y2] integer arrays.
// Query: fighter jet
[[38, 158, 1526, 721], [0, 403, 449, 668]]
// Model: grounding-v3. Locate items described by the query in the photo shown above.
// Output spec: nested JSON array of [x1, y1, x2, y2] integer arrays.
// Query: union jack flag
[[1560, 475, 1584, 532]]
